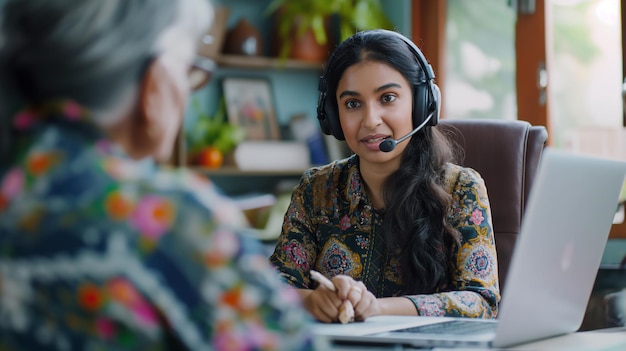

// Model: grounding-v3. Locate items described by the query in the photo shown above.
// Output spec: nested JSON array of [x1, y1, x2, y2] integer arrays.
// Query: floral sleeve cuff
[[404, 296, 430, 316]]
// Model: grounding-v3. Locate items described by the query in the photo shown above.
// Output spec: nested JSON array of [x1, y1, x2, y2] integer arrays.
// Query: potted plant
[[187, 97, 246, 169], [265, 0, 393, 62]]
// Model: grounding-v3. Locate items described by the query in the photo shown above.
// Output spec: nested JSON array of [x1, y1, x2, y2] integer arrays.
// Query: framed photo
[[222, 78, 280, 140]]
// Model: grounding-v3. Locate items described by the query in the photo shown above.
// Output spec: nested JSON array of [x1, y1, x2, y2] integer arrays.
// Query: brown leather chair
[[437, 119, 549, 295]]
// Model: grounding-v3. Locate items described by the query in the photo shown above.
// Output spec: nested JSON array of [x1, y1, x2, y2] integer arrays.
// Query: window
[[548, 0, 624, 158], [444, 0, 517, 120]]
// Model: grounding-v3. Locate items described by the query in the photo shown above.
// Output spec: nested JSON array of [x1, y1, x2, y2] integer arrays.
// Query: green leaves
[[212, 123, 246, 155], [265, 0, 393, 59], [188, 97, 245, 155]]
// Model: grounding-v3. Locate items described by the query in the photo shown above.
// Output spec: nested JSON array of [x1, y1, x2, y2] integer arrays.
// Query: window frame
[[412, 0, 625, 239]]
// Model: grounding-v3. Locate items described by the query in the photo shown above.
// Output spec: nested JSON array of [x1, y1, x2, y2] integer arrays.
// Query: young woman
[[270, 29, 500, 323], [0, 0, 312, 349]]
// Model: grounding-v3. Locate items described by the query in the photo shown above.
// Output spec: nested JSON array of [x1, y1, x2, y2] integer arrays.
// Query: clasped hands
[[307, 271, 378, 323]]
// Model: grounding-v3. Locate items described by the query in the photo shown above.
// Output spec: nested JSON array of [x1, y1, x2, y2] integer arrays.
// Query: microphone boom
[[378, 113, 433, 152]]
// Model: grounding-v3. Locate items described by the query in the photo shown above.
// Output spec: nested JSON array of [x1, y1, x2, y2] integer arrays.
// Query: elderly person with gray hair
[[0, 0, 313, 350]]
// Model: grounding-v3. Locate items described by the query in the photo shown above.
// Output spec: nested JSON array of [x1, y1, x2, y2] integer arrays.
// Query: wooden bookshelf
[[190, 166, 306, 177], [216, 54, 323, 70]]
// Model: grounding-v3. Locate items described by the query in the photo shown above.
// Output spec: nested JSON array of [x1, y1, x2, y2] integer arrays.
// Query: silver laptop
[[313, 148, 626, 349]]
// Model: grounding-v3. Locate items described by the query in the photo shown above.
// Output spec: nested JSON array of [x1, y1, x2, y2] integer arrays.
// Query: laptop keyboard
[[397, 320, 497, 335]]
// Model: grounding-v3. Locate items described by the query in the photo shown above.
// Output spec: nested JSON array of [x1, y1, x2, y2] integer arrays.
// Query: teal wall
[[603, 239, 626, 265]]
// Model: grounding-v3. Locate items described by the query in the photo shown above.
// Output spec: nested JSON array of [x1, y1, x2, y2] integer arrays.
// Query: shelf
[[190, 166, 305, 195], [216, 54, 323, 70], [190, 166, 306, 177]]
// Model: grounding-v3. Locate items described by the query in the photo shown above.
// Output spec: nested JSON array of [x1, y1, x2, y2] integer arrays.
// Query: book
[[234, 141, 310, 171]]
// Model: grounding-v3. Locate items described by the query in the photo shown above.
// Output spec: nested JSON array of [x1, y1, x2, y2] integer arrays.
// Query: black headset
[[316, 29, 440, 141]]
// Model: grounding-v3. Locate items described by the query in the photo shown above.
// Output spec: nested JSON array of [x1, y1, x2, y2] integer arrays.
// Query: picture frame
[[222, 78, 280, 141]]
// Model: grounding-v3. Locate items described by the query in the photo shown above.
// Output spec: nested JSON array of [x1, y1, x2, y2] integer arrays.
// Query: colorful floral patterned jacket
[[0, 101, 313, 351], [270, 155, 500, 318]]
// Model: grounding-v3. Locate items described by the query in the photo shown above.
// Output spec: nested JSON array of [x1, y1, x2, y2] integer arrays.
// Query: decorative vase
[[223, 18, 263, 56], [271, 13, 332, 63], [290, 27, 332, 63]]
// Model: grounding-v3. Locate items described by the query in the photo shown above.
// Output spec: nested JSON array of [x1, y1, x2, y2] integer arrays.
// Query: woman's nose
[[361, 103, 382, 129]]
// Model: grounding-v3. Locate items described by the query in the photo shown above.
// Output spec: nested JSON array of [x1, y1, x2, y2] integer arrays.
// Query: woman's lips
[[361, 135, 390, 151]]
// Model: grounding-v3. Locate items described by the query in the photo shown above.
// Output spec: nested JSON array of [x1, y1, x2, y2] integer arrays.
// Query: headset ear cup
[[317, 91, 332, 135], [317, 76, 333, 135], [430, 83, 441, 126], [412, 81, 440, 128], [412, 82, 429, 128], [325, 94, 345, 140], [317, 76, 345, 140]]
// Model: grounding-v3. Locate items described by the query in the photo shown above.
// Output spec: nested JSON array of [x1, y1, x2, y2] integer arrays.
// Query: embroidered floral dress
[[0, 101, 313, 351], [270, 155, 500, 318]]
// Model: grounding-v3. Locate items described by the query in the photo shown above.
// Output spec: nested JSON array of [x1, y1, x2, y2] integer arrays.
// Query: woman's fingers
[[352, 293, 373, 321], [331, 275, 362, 298], [306, 286, 343, 323], [338, 300, 355, 324], [347, 282, 364, 302], [313, 274, 373, 322], [350, 281, 375, 321]]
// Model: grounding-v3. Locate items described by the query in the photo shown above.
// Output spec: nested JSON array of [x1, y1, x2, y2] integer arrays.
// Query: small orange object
[[196, 146, 223, 169]]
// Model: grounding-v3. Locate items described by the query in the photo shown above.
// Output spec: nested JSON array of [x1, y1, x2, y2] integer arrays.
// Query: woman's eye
[[381, 94, 397, 103], [345, 100, 360, 109]]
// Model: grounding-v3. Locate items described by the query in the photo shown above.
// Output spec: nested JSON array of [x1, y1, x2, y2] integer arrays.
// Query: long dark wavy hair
[[323, 30, 461, 294]]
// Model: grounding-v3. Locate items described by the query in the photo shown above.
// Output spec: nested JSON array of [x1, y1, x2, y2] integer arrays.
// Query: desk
[[499, 327, 626, 350], [312, 316, 626, 351]]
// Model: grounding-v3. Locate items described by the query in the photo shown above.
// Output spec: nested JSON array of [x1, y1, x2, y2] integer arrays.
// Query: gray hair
[[0, 0, 211, 115]]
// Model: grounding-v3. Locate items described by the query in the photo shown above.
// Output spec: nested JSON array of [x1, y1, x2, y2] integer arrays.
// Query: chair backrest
[[437, 119, 549, 294]]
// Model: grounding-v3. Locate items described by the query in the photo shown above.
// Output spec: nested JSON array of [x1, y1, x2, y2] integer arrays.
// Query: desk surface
[[504, 327, 626, 351], [313, 316, 626, 351]]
